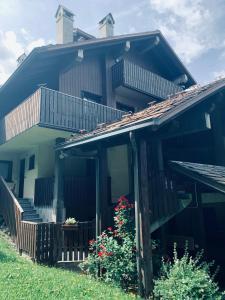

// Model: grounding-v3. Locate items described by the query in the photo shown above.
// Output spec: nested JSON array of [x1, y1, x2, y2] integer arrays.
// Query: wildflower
[[89, 239, 95, 245], [107, 227, 112, 231]]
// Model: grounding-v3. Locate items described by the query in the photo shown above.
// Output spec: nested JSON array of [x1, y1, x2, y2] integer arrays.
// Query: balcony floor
[[0, 125, 72, 154]]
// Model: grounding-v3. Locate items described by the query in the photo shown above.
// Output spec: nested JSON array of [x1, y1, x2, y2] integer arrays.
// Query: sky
[[0, 0, 225, 86]]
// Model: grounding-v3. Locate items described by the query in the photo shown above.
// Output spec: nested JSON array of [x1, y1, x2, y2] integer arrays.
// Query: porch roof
[[57, 77, 225, 151], [170, 161, 225, 194]]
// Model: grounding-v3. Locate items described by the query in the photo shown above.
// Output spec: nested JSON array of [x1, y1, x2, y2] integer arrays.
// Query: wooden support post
[[130, 132, 153, 298], [95, 157, 101, 237], [95, 146, 108, 237], [53, 151, 65, 223]]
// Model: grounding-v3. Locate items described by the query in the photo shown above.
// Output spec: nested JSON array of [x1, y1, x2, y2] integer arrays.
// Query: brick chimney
[[55, 5, 74, 44], [99, 13, 115, 38]]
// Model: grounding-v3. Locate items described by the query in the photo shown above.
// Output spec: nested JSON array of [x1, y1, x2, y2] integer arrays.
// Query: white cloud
[[213, 70, 225, 79], [26, 38, 46, 53], [149, 0, 220, 64], [0, 29, 49, 85]]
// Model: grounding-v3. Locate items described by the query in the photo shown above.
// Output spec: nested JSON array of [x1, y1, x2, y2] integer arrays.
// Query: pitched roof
[[57, 77, 225, 150], [170, 161, 225, 194], [0, 30, 195, 98]]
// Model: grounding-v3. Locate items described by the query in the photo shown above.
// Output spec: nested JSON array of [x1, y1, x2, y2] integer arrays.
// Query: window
[[116, 102, 135, 113], [0, 161, 12, 182], [28, 155, 35, 170], [81, 91, 102, 104]]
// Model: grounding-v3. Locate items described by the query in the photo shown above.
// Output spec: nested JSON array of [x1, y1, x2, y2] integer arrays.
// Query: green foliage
[[0, 231, 140, 300], [153, 244, 223, 300], [81, 196, 137, 290]]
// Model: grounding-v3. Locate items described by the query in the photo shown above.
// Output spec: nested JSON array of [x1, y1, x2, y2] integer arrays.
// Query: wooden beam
[[130, 132, 153, 298], [124, 40, 131, 52], [95, 145, 109, 237], [76, 49, 84, 62], [173, 74, 188, 85], [141, 36, 160, 54], [53, 150, 65, 222]]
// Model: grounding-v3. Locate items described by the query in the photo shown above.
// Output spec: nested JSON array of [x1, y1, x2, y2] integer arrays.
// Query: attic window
[[28, 155, 35, 170]]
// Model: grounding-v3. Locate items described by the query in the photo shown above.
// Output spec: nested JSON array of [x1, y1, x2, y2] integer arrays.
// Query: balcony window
[[81, 91, 102, 104], [0, 160, 12, 182], [116, 102, 135, 113]]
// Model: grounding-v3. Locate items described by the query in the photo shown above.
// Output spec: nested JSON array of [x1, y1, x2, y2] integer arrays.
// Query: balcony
[[0, 87, 124, 145], [112, 59, 182, 100]]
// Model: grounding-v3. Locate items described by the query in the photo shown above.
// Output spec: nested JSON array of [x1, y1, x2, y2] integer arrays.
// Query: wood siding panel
[[59, 56, 102, 98]]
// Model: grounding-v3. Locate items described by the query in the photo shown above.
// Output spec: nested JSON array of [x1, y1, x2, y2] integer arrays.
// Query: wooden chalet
[[0, 4, 224, 298]]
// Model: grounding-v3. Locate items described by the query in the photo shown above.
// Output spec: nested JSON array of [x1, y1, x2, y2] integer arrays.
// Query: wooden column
[[130, 132, 153, 298], [95, 145, 108, 237], [53, 151, 65, 223]]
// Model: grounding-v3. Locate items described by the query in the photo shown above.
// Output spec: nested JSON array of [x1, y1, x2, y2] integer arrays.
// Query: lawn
[[0, 231, 139, 300]]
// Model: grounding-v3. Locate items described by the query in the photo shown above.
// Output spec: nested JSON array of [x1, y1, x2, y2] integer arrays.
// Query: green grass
[[0, 231, 139, 300]]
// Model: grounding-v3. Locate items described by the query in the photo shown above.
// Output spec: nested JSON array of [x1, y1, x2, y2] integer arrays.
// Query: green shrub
[[153, 244, 223, 300]]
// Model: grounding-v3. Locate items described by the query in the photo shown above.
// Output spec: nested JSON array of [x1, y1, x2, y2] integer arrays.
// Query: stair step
[[23, 208, 36, 213], [18, 198, 42, 223], [23, 213, 39, 218], [23, 217, 42, 223]]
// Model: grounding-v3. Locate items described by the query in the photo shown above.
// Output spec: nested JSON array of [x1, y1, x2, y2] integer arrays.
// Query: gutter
[[55, 118, 156, 151]]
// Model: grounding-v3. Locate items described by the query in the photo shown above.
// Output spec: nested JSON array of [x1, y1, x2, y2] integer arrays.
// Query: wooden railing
[[0, 87, 124, 144], [149, 171, 188, 232], [0, 176, 95, 263], [59, 221, 96, 262], [0, 176, 24, 241], [112, 59, 182, 100]]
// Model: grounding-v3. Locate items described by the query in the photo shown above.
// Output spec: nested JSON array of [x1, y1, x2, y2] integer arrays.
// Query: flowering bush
[[80, 196, 137, 290], [153, 244, 223, 300]]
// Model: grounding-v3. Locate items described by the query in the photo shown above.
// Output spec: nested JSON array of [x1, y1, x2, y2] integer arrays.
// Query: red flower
[[106, 252, 113, 256], [98, 252, 104, 257], [107, 227, 112, 231], [99, 244, 105, 249], [89, 239, 95, 245], [119, 220, 124, 225], [120, 205, 127, 209]]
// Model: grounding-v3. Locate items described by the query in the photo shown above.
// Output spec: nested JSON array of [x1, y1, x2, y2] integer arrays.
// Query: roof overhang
[[170, 161, 225, 194], [0, 31, 196, 105], [56, 79, 225, 151]]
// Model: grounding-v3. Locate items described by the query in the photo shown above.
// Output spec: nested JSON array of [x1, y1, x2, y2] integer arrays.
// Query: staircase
[[18, 198, 42, 222], [150, 191, 192, 233]]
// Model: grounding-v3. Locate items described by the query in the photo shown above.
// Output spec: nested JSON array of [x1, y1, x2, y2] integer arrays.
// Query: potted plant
[[62, 217, 78, 230]]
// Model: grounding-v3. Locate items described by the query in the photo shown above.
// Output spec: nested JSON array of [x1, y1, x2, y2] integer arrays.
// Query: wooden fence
[[0, 177, 95, 264]]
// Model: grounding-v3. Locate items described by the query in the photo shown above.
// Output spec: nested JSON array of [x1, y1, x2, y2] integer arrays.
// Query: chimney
[[99, 13, 115, 38], [55, 5, 74, 44]]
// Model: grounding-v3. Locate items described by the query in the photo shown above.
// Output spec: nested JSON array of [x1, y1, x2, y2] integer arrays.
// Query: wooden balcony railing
[[0, 87, 124, 144], [112, 59, 182, 100]]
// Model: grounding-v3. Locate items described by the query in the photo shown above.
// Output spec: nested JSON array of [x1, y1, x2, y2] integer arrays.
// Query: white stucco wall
[[107, 144, 130, 203]]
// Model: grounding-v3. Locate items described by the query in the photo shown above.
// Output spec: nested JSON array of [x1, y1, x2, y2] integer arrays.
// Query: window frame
[[28, 155, 35, 170], [0, 160, 13, 182]]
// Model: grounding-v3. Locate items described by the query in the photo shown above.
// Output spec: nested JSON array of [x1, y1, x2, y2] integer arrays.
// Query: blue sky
[[0, 0, 225, 85]]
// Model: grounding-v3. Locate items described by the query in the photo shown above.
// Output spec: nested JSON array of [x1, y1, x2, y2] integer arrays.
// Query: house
[[2, 4, 224, 298]]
